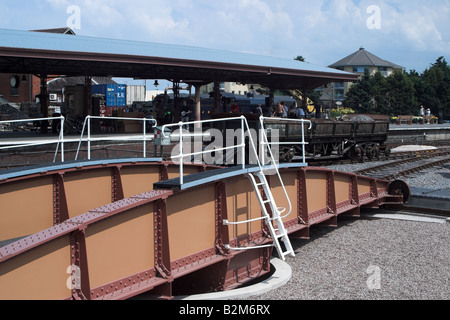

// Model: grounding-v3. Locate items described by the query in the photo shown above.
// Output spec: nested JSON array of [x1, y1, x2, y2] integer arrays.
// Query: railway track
[[308, 145, 450, 167], [355, 148, 450, 180]]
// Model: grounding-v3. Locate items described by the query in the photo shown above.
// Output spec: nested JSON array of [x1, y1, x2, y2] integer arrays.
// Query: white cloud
[[1, 0, 447, 73]]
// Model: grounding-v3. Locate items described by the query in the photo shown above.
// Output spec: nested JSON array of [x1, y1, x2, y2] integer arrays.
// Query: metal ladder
[[247, 171, 295, 261], [220, 116, 297, 261]]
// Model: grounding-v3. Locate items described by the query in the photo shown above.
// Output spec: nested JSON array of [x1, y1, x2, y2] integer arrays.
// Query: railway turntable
[[0, 116, 410, 300]]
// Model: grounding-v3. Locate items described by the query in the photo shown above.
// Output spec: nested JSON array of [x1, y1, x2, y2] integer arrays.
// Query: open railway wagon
[[209, 113, 390, 163], [0, 116, 409, 300]]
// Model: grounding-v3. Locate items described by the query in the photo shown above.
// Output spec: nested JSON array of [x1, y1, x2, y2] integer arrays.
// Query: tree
[[385, 70, 417, 115], [294, 55, 305, 62], [343, 70, 375, 113], [371, 71, 389, 115], [343, 57, 450, 119], [419, 57, 450, 119]]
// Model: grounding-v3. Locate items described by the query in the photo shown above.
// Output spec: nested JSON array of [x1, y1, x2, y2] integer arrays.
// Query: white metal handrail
[[257, 117, 311, 221], [260, 117, 312, 165], [162, 116, 247, 185], [0, 116, 66, 163], [75, 116, 157, 160]]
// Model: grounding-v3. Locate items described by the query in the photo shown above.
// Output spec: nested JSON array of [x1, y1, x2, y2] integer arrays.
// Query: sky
[[0, 0, 448, 88]]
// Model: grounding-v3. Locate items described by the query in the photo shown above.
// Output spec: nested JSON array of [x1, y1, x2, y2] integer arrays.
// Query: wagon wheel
[[366, 146, 375, 160], [388, 180, 411, 203], [349, 146, 363, 163], [374, 145, 381, 160], [356, 146, 364, 163], [384, 146, 392, 159], [366, 144, 379, 161]]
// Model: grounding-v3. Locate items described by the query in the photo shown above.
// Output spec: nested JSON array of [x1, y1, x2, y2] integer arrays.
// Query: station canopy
[[0, 28, 358, 90]]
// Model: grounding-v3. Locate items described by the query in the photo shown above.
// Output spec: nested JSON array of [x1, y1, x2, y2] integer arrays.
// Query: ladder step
[[276, 234, 286, 239], [282, 251, 295, 257], [249, 170, 296, 261]]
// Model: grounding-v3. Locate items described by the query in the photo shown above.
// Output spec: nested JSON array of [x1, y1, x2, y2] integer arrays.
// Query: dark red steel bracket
[[159, 163, 169, 182], [53, 173, 69, 225], [70, 228, 91, 300], [215, 182, 230, 256], [336, 174, 361, 217], [111, 166, 125, 202], [153, 199, 172, 281]]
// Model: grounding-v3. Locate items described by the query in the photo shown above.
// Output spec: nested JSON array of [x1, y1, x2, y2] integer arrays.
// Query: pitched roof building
[[329, 47, 404, 76], [319, 48, 405, 108]]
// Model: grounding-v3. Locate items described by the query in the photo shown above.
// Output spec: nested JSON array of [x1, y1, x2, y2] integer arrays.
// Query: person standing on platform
[[298, 106, 306, 119], [426, 108, 431, 124], [231, 100, 239, 114], [255, 104, 263, 116], [288, 104, 298, 119], [272, 101, 285, 118], [282, 102, 288, 118], [181, 101, 192, 129]]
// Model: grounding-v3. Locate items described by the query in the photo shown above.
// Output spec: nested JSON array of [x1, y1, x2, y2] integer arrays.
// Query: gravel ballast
[[242, 148, 450, 300], [245, 217, 449, 300]]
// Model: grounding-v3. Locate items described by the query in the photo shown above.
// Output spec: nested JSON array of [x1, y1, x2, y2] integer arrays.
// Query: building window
[[353, 67, 369, 73], [379, 67, 389, 77]]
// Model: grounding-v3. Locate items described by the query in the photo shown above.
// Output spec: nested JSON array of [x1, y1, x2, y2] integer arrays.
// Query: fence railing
[[162, 116, 247, 185], [0, 116, 66, 163], [0, 116, 158, 164], [75, 116, 157, 160]]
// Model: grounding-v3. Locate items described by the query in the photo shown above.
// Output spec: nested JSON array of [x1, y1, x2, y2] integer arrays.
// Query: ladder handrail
[[257, 117, 311, 221]]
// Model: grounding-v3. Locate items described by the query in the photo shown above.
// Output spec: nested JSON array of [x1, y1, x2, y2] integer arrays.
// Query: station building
[[319, 47, 405, 108]]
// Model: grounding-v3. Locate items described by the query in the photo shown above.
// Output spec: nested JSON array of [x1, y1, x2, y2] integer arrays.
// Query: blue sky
[[1, 0, 448, 86]]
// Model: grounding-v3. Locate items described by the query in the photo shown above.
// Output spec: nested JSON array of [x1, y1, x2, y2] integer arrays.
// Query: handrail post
[[241, 116, 245, 170], [179, 122, 184, 185], [87, 116, 91, 160], [60, 116, 65, 163], [53, 116, 65, 163], [143, 119, 147, 158], [259, 117, 265, 166], [301, 120, 306, 164]]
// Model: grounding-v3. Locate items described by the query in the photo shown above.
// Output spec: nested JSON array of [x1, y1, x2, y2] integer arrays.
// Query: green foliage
[[343, 57, 450, 119], [344, 70, 375, 113], [419, 57, 450, 118]]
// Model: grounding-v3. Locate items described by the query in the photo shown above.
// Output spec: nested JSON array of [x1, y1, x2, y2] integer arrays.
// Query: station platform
[[388, 123, 450, 144]]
